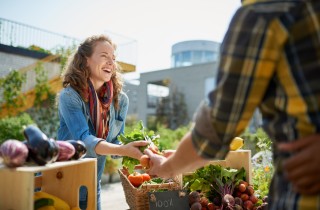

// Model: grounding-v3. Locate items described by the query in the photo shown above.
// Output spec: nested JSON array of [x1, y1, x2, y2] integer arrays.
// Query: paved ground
[[101, 178, 130, 210]]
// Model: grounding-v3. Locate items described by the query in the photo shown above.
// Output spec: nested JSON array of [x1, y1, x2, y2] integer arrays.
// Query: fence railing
[[0, 18, 138, 65], [0, 18, 80, 53]]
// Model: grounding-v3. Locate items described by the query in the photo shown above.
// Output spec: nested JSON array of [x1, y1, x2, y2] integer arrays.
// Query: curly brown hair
[[61, 34, 123, 110]]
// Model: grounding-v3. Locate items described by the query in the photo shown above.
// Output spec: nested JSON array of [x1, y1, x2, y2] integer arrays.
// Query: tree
[[155, 85, 189, 129]]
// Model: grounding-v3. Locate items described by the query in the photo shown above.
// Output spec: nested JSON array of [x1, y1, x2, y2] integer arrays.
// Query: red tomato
[[142, 173, 151, 182], [128, 172, 143, 187]]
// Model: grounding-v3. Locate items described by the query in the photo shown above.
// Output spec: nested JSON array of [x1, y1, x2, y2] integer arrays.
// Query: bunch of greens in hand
[[118, 121, 160, 173]]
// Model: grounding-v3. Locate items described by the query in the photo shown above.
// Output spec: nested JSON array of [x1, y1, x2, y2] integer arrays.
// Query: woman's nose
[[106, 58, 113, 65]]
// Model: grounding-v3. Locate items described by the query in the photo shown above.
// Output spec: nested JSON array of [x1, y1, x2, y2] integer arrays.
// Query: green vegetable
[[183, 165, 246, 200], [118, 121, 160, 173]]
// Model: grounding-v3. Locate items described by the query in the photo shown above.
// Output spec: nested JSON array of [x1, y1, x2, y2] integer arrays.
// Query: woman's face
[[86, 41, 115, 89]]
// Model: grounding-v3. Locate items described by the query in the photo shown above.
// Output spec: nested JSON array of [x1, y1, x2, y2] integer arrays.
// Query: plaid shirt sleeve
[[191, 5, 286, 159]]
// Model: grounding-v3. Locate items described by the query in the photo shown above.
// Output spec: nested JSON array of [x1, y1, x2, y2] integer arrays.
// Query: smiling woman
[[86, 41, 115, 89], [56, 34, 148, 210]]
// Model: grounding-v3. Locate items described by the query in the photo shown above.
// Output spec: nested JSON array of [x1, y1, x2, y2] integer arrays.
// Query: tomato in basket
[[141, 173, 151, 182], [128, 172, 144, 187]]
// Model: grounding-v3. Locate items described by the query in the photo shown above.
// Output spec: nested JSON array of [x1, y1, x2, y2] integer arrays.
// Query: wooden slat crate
[[0, 158, 97, 210]]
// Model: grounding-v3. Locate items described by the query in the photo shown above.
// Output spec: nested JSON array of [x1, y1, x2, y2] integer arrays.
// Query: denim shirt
[[57, 86, 128, 209]]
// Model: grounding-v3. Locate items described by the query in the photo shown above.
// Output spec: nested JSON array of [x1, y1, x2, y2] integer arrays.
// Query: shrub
[[0, 113, 35, 144], [241, 127, 274, 198], [156, 123, 190, 150]]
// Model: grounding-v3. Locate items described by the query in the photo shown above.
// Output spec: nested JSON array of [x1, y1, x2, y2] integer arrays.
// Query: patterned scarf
[[87, 80, 113, 139]]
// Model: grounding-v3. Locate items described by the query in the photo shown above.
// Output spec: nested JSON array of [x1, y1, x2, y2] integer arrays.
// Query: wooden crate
[[0, 158, 97, 210], [183, 150, 252, 184]]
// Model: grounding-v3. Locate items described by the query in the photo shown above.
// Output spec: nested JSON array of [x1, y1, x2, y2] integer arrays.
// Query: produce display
[[0, 125, 87, 168], [117, 121, 254, 210], [184, 165, 268, 210]]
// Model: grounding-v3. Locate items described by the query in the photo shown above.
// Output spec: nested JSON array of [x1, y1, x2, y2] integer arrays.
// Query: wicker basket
[[118, 168, 182, 210]]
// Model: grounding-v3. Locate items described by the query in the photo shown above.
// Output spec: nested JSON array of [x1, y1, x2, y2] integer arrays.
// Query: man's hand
[[278, 134, 320, 195], [144, 148, 174, 178]]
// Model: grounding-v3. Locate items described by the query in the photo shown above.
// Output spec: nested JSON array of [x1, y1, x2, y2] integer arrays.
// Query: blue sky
[[0, 0, 241, 77]]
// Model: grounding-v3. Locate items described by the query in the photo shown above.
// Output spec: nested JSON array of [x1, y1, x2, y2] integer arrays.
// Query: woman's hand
[[121, 141, 149, 160], [278, 134, 320, 195]]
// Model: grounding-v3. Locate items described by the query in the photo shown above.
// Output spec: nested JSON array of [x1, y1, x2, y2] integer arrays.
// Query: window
[[193, 51, 203, 64]]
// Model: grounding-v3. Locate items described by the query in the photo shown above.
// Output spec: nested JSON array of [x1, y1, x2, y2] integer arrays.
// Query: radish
[[189, 191, 200, 206], [190, 202, 201, 210], [222, 194, 235, 206]]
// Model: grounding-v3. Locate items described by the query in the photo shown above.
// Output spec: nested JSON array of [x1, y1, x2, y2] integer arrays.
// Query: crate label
[[148, 190, 189, 210]]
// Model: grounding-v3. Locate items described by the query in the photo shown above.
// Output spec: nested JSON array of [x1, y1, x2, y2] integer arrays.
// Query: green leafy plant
[[241, 128, 274, 198], [34, 62, 54, 108], [183, 165, 246, 199], [0, 113, 35, 144], [118, 120, 160, 173], [26, 98, 59, 139], [0, 70, 26, 110], [252, 164, 274, 198], [155, 123, 190, 151], [54, 45, 77, 73], [241, 128, 272, 155], [28, 45, 52, 54]]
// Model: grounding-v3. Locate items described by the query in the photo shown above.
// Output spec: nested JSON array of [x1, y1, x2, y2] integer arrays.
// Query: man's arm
[[145, 132, 210, 178]]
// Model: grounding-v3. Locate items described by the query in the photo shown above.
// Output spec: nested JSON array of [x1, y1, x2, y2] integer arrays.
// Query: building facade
[[128, 39, 262, 131], [136, 61, 219, 127], [171, 40, 220, 68]]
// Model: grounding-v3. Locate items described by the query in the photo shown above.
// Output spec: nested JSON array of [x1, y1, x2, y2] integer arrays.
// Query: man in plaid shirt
[[145, 0, 320, 209]]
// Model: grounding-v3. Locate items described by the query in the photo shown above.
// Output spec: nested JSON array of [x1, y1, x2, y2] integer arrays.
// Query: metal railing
[[0, 18, 138, 65], [0, 18, 80, 53]]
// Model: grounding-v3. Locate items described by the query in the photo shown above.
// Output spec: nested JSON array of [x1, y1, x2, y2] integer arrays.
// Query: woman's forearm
[[94, 140, 123, 156], [94, 140, 148, 159]]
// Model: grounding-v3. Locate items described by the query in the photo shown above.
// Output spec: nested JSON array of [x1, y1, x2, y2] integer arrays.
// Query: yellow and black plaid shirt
[[192, 0, 320, 209]]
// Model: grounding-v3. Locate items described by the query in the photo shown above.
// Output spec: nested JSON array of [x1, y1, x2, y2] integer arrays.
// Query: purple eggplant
[[66, 140, 87, 160], [0, 139, 28, 167], [56, 141, 75, 161], [23, 125, 57, 165], [48, 138, 59, 163]]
